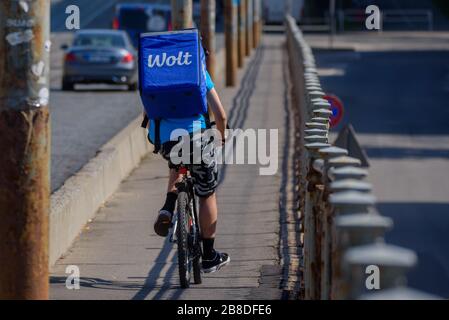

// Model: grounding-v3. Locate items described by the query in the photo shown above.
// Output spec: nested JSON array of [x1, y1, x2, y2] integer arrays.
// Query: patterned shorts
[[160, 135, 219, 198]]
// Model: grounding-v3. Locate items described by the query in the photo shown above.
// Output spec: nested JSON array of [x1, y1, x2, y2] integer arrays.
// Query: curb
[[49, 48, 226, 267], [49, 117, 153, 266]]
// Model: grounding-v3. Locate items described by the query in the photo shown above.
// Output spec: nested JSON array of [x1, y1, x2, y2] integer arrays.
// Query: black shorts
[[159, 135, 219, 198]]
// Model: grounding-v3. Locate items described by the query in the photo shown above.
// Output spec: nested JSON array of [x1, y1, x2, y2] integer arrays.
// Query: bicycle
[[169, 164, 202, 288]]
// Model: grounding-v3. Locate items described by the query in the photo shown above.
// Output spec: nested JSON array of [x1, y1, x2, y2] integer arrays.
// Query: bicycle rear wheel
[[177, 191, 191, 288], [192, 197, 202, 284]]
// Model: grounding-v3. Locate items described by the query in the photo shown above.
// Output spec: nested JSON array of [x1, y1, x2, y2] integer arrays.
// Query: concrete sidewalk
[[50, 35, 298, 300]]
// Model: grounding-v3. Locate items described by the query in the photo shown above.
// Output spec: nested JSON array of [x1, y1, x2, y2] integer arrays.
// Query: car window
[[73, 34, 126, 48]]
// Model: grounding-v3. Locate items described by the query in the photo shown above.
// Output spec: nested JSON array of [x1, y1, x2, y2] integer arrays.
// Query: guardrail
[[285, 14, 440, 300], [338, 9, 434, 32]]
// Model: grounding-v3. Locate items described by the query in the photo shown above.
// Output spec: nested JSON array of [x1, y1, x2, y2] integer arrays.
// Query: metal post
[[171, 0, 193, 30], [225, 0, 238, 87], [252, 0, 261, 48], [245, 0, 253, 55], [201, 0, 216, 80], [238, 0, 246, 67], [0, 0, 50, 299]]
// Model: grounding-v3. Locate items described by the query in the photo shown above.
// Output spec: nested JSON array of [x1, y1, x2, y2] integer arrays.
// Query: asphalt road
[[49, 0, 224, 191], [311, 35, 449, 297]]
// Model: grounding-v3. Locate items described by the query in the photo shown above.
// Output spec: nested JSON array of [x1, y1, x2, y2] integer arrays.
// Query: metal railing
[[285, 15, 440, 300]]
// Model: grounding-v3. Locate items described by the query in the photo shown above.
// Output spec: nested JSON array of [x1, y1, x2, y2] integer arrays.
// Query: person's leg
[[198, 193, 230, 272], [191, 137, 230, 272], [199, 193, 218, 239], [199, 193, 218, 261], [167, 168, 182, 193], [154, 168, 182, 237]]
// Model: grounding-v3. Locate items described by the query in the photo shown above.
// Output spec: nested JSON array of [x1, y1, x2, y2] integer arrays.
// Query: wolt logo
[[148, 51, 193, 68]]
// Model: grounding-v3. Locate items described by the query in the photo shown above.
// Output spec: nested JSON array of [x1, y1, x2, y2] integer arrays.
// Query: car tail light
[[168, 20, 172, 31], [121, 52, 133, 63], [65, 52, 77, 62], [113, 17, 119, 29]]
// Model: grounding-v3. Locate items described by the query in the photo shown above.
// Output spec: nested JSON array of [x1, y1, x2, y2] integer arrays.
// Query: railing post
[[303, 142, 330, 300], [171, 0, 193, 30], [246, 0, 253, 55], [317, 147, 349, 300], [201, 0, 217, 80], [238, 0, 247, 67], [253, 0, 261, 48], [225, 0, 238, 86], [343, 241, 418, 299]]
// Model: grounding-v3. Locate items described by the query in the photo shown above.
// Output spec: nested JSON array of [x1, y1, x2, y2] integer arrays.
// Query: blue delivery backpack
[[138, 29, 208, 121]]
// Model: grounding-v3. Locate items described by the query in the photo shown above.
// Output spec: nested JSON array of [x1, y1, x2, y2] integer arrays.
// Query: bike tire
[[177, 191, 191, 289], [191, 194, 202, 284], [193, 254, 202, 284]]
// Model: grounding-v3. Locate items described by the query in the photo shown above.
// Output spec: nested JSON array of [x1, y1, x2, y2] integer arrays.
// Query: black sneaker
[[154, 210, 172, 237], [202, 252, 230, 274]]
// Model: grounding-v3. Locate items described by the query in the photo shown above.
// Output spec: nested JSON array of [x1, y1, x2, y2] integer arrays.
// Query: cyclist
[[143, 70, 230, 274]]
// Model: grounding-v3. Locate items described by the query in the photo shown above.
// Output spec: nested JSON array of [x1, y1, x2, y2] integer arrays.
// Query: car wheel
[[62, 79, 75, 91], [128, 82, 138, 91]]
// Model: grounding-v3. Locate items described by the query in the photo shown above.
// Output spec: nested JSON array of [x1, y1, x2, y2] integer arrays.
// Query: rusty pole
[[200, 0, 216, 80], [171, 0, 193, 30], [0, 0, 50, 299], [252, 0, 261, 48], [237, 0, 246, 67], [225, 0, 238, 87], [245, 0, 253, 55]]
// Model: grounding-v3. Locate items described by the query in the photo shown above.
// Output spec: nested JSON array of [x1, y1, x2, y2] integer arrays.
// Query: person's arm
[[207, 88, 227, 143]]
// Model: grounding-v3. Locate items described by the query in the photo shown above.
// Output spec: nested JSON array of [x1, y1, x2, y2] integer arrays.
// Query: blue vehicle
[[113, 3, 173, 48]]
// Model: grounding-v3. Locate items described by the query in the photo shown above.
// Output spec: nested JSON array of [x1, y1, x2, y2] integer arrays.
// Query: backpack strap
[[203, 112, 212, 129], [203, 112, 218, 129], [141, 114, 149, 129], [153, 119, 162, 154]]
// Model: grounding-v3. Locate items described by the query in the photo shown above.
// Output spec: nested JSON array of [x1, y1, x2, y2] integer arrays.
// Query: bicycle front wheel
[[177, 191, 191, 289]]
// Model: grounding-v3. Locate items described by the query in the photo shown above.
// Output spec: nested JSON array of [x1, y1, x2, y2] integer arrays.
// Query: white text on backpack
[[148, 51, 193, 68]]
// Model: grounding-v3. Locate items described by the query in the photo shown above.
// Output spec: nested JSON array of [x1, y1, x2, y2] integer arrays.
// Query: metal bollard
[[308, 90, 326, 101], [304, 135, 328, 144], [333, 213, 393, 299], [343, 241, 418, 299], [329, 166, 369, 181], [311, 117, 331, 125], [313, 109, 333, 120], [330, 179, 372, 193], [306, 122, 329, 130], [316, 146, 350, 299], [303, 142, 330, 300], [326, 190, 377, 299], [305, 129, 329, 136], [329, 191, 377, 215], [328, 156, 362, 168]]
